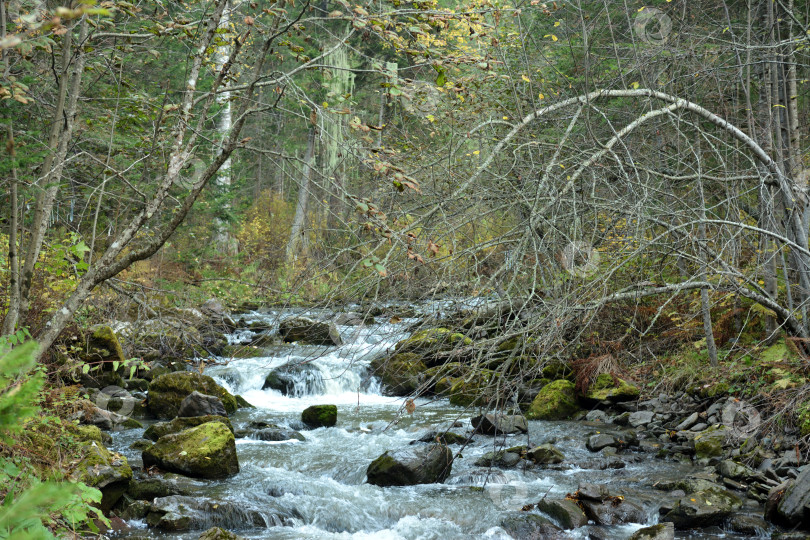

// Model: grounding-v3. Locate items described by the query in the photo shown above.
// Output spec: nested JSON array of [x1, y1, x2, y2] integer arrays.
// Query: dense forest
[[1, 0, 810, 537]]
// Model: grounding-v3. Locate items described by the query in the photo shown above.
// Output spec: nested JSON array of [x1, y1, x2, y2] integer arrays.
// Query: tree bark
[[286, 124, 317, 264]]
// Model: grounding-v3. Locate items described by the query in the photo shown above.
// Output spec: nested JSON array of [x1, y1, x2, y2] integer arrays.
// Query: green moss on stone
[[583, 373, 640, 403], [526, 379, 580, 420], [144, 415, 234, 441], [147, 372, 237, 419], [301, 405, 337, 427], [694, 425, 727, 458], [142, 422, 239, 478], [448, 370, 498, 407]]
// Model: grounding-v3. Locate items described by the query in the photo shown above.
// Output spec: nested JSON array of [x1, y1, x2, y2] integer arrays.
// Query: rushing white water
[[112, 307, 764, 540]]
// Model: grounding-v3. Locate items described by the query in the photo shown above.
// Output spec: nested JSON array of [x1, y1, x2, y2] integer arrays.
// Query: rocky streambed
[[69, 302, 810, 539]]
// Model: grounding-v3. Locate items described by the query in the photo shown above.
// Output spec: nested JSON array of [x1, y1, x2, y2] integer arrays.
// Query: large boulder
[[278, 316, 342, 346], [526, 380, 581, 420], [144, 415, 234, 441], [447, 369, 500, 407], [142, 422, 239, 479], [662, 488, 742, 528], [580, 373, 640, 405], [178, 391, 227, 418], [301, 405, 337, 428], [72, 441, 132, 513], [370, 353, 427, 396], [81, 325, 126, 368], [366, 444, 453, 486], [472, 414, 528, 436], [147, 372, 237, 419], [527, 444, 564, 464], [262, 363, 324, 396], [772, 466, 810, 527]]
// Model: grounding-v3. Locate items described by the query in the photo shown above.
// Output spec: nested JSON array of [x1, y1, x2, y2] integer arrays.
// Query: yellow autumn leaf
[[554, 21, 560, 27], [522, 74, 531, 83], [538, 93, 544, 99], [472, 150, 480, 155], [631, 81, 640, 89]]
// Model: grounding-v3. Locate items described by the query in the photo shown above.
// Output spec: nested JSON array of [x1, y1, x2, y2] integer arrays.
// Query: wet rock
[[474, 449, 522, 468], [577, 483, 610, 501], [580, 497, 646, 526], [127, 477, 187, 501], [585, 410, 608, 423], [147, 372, 237, 419], [536, 498, 588, 529], [472, 413, 528, 435], [369, 353, 427, 396], [121, 500, 151, 520], [527, 444, 564, 464], [146, 495, 294, 532], [628, 410, 655, 428], [415, 431, 467, 445], [198, 527, 245, 540], [772, 466, 810, 527], [177, 391, 227, 418], [250, 428, 305, 442], [73, 441, 133, 513], [278, 316, 342, 346], [499, 512, 563, 539], [144, 415, 234, 441], [366, 444, 453, 486], [447, 369, 501, 407], [693, 425, 727, 459], [655, 476, 723, 494], [142, 422, 239, 479], [580, 374, 640, 405], [301, 404, 337, 428], [661, 488, 742, 528], [587, 433, 618, 452], [234, 395, 255, 409], [726, 513, 768, 535], [716, 459, 755, 481], [526, 380, 581, 420], [262, 363, 324, 396], [628, 523, 674, 540]]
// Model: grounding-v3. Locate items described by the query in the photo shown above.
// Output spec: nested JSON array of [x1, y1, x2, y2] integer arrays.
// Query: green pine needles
[[0, 341, 107, 539]]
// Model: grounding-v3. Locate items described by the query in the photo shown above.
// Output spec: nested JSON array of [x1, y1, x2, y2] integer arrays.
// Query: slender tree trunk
[[2, 123, 20, 336], [16, 17, 88, 325], [286, 125, 317, 264]]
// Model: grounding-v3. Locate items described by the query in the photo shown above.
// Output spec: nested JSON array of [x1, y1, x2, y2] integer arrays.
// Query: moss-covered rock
[[234, 395, 255, 409], [581, 373, 640, 405], [73, 441, 133, 513], [694, 425, 727, 459], [301, 405, 337, 428], [370, 353, 427, 396], [142, 422, 239, 479], [144, 415, 234, 441], [278, 316, 342, 346], [526, 379, 580, 420], [394, 328, 472, 367], [662, 488, 742, 528], [147, 372, 237, 419], [199, 527, 245, 540], [448, 369, 499, 407], [76, 424, 104, 443], [541, 358, 573, 380], [83, 326, 126, 368]]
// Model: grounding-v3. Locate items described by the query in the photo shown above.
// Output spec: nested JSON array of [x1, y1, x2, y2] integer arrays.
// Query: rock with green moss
[[199, 527, 245, 540], [144, 415, 234, 441], [541, 359, 573, 381], [527, 443, 565, 464], [629, 523, 675, 540], [147, 372, 237, 419], [234, 395, 255, 409], [526, 379, 581, 420], [301, 404, 337, 428], [76, 424, 104, 443], [83, 325, 126, 368], [581, 373, 640, 405], [448, 370, 499, 407], [366, 444, 453, 486], [662, 488, 742, 527], [142, 422, 239, 479], [693, 425, 728, 459], [370, 353, 427, 396], [74, 441, 133, 513], [394, 328, 472, 367]]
